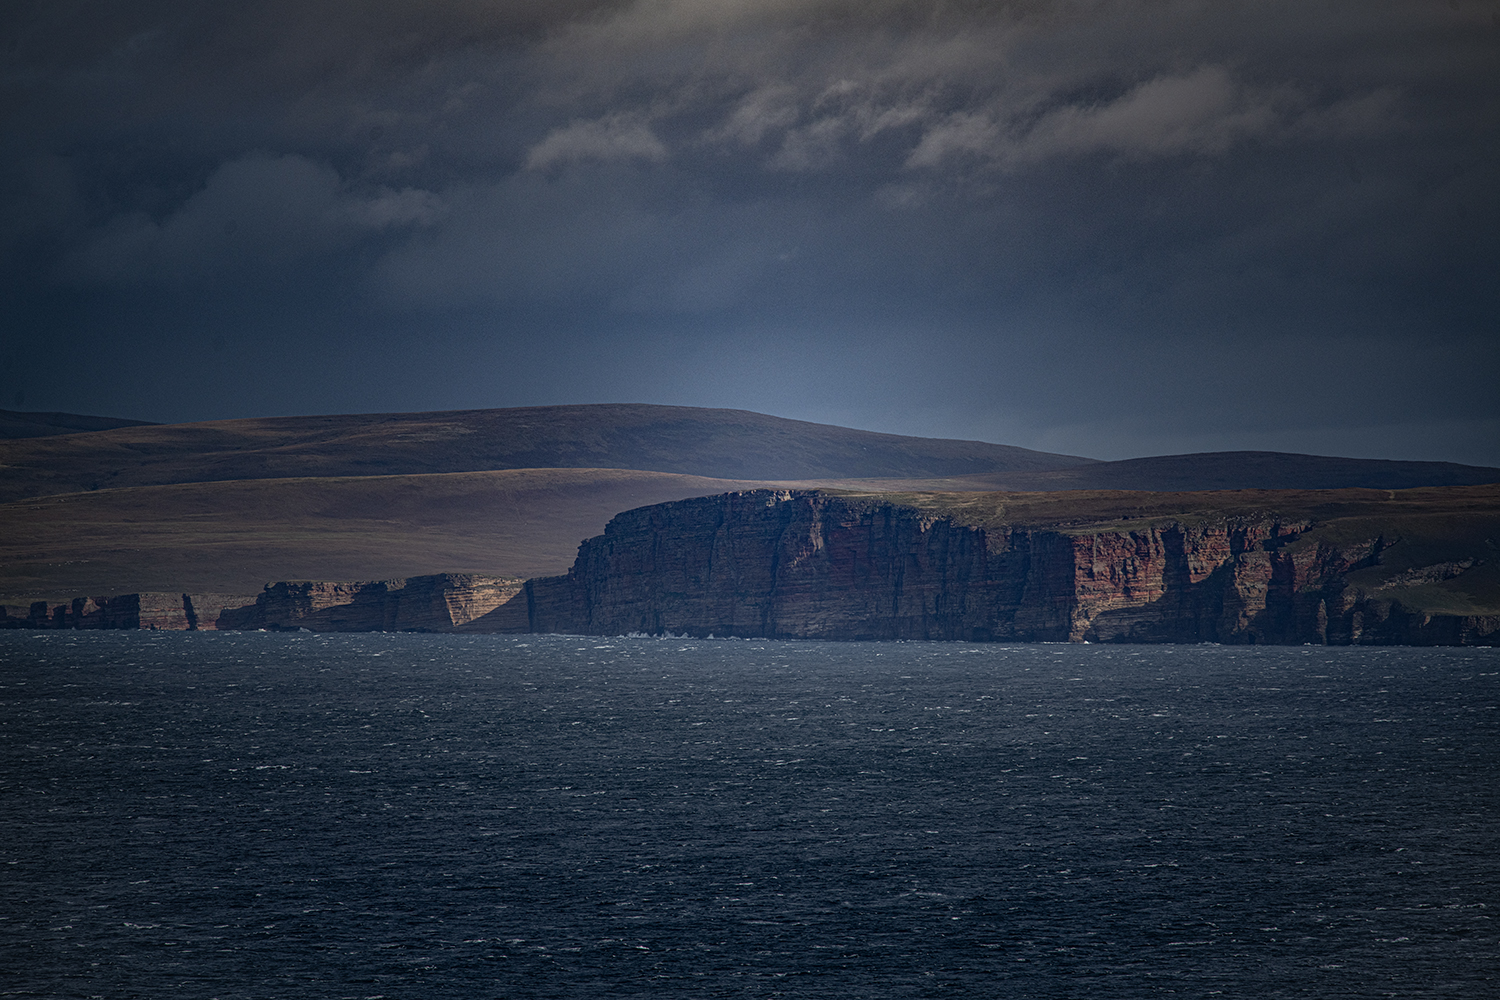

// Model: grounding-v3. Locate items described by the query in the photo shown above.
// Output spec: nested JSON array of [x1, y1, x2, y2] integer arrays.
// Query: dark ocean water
[[1, 633, 1497, 999]]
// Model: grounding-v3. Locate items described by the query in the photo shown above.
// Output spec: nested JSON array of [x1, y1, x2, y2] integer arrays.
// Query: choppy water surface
[[1, 633, 1497, 998]]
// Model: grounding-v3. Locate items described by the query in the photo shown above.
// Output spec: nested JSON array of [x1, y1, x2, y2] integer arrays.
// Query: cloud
[[369, 169, 807, 314], [544, 0, 831, 59], [769, 116, 850, 171], [530, 4, 1421, 180], [1021, 66, 1277, 160], [909, 66, 1294, 169], [903, 63, 1409, 171], [711, 86, 800, 146], [67, 153, 443, 284], [347, 186, 448, 229], [5, 0, 1497, 463], [525, 115, 670, 169], [1287, 88, 1403, 141], [904, 111, 1002, 169]]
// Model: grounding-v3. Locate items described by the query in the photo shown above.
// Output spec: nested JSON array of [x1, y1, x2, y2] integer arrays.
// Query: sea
[[1, 632, 1497, 999]]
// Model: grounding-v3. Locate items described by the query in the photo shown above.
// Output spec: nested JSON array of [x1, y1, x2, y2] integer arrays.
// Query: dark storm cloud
[[2, 1, 1497, 463]]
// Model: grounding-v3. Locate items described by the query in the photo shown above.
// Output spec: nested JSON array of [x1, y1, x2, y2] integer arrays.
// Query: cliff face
[[239, 574, 523, 632], [0, 593, 210, 631], [522, 490, 1499, 645], [5, 489, 1494, 645], [0, 574, 523, 633]]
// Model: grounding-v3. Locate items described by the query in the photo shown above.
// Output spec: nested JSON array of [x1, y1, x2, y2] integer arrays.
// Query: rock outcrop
[[6, 487, 1495, 645], [238, 574, 524, 631], [1, 574, 523, 633], [517, 489, 1499, 645], [0, 593, 216, 631]]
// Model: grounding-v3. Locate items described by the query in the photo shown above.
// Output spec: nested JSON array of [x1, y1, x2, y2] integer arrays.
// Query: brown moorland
[[3, 405, 1493, 506], [0, 468, 791, 602], [2, 405, 1494, 615], [0, 404, 1095, 502], [5, 479, 1495, 632]]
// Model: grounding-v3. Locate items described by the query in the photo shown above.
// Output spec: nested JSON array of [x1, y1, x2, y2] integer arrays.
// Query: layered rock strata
[[518, 490, 1499, 645], [1, 574, 523, 632], [5, 488, 1495, 645], [0, 593, 214, 631]]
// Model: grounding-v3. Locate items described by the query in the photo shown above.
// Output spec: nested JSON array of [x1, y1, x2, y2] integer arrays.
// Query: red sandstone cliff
[[241, 575, 523, 631], [5, 488, 1494, 644], [521, 490, 1499, 645], [0, 574, 523, 633]]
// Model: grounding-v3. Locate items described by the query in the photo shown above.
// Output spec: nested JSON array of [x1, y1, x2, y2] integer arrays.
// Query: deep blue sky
[[3, 1, 1497, 464]]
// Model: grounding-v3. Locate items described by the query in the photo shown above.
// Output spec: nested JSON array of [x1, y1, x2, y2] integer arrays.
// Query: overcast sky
[[3, 1, 1497, 464]]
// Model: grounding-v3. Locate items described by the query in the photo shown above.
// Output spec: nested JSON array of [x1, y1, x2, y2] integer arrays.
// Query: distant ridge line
[[0, 403, 1096, 502], [0, 408, 158, 439], [0, 404, 1494, 503], [967, 450, 1500, 492]]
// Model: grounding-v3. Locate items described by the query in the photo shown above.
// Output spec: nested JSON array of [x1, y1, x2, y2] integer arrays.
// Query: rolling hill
[[0, 408, 157, 439], [900, 451, 1500, 493], [0, 404, 1093, 503], [2, 404, 1495, 605]]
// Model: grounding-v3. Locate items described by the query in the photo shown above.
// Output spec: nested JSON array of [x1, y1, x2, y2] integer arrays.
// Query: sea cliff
[[1, 574, 523, 633], [6, 487, 1496, 645], [520, 488, 1499, 645]]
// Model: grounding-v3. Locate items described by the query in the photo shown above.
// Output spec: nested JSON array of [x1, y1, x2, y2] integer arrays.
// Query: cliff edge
[[519, 486, 1500, 645], [8, 486, 1496, 646], [2, 574, 523, 633]]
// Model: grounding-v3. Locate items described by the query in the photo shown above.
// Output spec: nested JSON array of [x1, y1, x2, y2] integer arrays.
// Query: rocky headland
[[516, 487, 1499, 646], [1, 574, 523, 633], [5, 405, 1497, 608], [8, 485, 1497, 646]]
